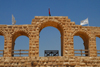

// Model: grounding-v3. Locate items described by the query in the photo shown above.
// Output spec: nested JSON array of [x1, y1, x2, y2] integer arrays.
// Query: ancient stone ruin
[[0, 16, 100, 67]]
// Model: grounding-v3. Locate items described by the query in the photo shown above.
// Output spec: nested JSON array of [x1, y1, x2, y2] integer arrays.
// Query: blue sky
[[0, 0, 100, 56]]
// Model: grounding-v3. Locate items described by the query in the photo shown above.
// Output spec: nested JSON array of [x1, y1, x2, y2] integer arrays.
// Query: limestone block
[[80, 62, 86, 66]]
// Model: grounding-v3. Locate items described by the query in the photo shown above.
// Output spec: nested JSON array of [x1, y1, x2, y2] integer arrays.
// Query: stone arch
[[0, 32, 5, 40], [0, 32, 3, 36], [95, 34, 100, 56], [38, 20, 64, 35], [12, 31, 29, 56], [0, 32, 5, 44], [37, 20, 64, 56], [0, 32, 5, 56], [73, 31, 90, 56], [12, 31, 29, 42], [96, 35, 100, 38]]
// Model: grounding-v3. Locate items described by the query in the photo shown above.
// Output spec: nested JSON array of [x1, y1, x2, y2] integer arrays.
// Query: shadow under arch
[[74, 31, 90, 56], [12, 31, 29, 56], [38, 21, 64, 56], [0, 32, 3, 36]]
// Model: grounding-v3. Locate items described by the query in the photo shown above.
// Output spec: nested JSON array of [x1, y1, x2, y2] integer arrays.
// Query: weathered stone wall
[[0, 56, 100, 67], [0, 16, 100, 66]]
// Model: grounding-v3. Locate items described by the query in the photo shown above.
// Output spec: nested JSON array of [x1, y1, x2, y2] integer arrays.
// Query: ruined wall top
[[31, 16, 75, 25]]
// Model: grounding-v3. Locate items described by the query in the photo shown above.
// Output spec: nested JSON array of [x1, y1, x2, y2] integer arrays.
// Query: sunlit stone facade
[[0, 16, 100, 66]]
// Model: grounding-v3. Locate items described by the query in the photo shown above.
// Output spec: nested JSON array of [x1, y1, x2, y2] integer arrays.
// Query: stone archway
[[73, 31, 90, 56], [0, 32, 3, 35], [38, 21, 64, 56], [0, 32, 4, 56], [96, 35, 100, 56], [12, 31, 29, 56]]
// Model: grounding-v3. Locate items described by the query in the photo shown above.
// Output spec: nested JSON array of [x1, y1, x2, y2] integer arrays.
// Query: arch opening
[[39, 21, 64, 56], [12, 31, 29, 57], [74, 31, 89, 56], [96, 36, 100, 56], [0, 35, 4, 57]]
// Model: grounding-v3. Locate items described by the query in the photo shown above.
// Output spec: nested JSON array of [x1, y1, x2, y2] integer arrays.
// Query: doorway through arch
[[39, 27, 61, 57]]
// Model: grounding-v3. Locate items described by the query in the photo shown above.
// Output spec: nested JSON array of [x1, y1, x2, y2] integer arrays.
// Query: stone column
[[64, 31, 74, 56], [4, 34, 12, 57], [29, 31, 39, 57], [89, 37, 97, 57]]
